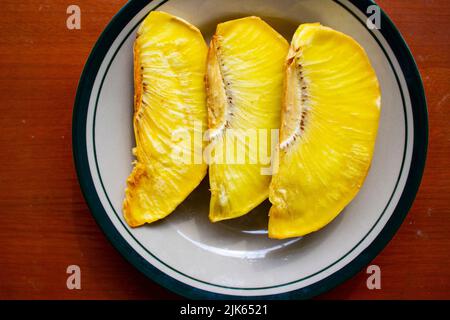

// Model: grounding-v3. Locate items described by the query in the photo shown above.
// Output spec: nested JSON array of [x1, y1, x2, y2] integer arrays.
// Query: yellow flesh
[[206, 17, 289, 222], [269, 23, 381, 239], [123, 11, 208, 227]]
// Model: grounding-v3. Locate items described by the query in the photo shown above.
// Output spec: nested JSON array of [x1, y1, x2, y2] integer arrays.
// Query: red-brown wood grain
[[0, 0, 448, 299]]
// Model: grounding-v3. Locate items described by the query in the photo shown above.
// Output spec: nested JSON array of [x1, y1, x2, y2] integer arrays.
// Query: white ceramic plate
[[73, 0, 427, 299]]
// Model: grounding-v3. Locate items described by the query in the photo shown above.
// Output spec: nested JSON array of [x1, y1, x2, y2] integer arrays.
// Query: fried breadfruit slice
[[206, 17, 289, 222], [269, 23, 381, 239], [123, 11, 208, 227]]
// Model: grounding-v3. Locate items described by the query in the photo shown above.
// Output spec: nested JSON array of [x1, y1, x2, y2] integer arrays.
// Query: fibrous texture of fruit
[[206, 17, 289, 222], [269, 23, 381, 239], [123, 11, 208, 227]]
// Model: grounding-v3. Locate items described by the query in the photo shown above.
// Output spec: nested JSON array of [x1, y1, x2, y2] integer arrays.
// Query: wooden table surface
[[0, 0, 448, 300]]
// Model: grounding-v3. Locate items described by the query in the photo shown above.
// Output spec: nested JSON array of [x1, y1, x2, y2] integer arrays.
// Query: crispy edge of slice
[[123, 11, 207, 227], [205, 36, 228, 136], [205, 35, 238, 223], [268, 23, 381, 239]]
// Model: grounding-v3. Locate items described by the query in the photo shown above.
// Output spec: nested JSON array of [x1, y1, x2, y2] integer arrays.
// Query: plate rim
[[72, 0, 428, 299]]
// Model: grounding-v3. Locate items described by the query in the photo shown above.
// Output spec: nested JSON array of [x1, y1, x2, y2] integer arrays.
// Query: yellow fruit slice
[[123, 11, 208, 227], [206, 17, 289, 222], [269, 23, 381, 239]]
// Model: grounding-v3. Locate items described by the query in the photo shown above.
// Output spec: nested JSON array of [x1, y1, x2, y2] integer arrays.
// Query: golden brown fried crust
[[205, 36, 227, 133], [123, 36, 144, 228], [133, 36, 142, 116], [123, 164, 146, 228]]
